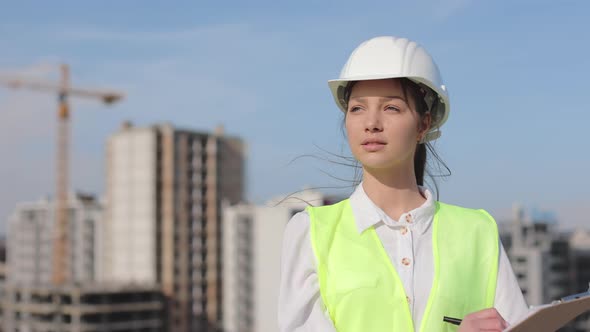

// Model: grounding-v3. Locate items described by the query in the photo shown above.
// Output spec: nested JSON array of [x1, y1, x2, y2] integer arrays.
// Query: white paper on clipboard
[[504, 290, 590, 332]]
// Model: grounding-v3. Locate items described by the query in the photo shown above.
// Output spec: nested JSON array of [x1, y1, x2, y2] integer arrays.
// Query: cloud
[[37, 22, 252, 45]]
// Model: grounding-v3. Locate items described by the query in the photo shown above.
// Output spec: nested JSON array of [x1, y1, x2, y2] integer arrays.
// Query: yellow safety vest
[[307, 200, 498, 332]]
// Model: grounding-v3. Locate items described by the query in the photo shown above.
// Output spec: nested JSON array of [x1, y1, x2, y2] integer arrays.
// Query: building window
[[516, 257, 527, 264]]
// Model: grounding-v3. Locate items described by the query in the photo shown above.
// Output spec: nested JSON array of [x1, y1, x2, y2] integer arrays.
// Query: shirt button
[[400, 226, 408, 235], [402, 257, 411, 266], [406, 295, 411, 303], [405, 214, 413, 223]]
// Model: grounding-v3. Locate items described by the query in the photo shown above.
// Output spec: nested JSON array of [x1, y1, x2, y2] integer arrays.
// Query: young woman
[[278, 36, 528, 332]]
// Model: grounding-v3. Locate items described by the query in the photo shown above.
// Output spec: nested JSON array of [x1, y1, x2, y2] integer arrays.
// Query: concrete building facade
[[222, 189, 340, 332], [569, 230, 590, 332], [505, 204, 571, 305], [103, 123, 245, 332], [6, 194, 102, 286], [2, 284, 164, 332], [500, 205, 590, 331]]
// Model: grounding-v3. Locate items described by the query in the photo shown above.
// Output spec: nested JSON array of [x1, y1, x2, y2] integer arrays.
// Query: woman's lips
[[361, 140, 386, 152]]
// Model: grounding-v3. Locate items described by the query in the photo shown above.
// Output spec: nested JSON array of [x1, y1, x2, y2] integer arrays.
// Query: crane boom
[[0, 76, 124, 103]]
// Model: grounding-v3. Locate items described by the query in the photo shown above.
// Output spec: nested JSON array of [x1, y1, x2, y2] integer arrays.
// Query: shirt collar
[[349, 182, 436, 235]]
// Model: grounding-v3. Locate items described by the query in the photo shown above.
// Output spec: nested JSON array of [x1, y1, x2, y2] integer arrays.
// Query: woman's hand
[[458, 308, 509, 331]]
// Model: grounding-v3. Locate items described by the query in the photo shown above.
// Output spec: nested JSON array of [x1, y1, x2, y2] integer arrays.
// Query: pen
[[443, 316, 462, 326]]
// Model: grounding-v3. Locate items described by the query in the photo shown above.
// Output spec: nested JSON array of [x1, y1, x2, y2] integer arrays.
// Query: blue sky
[[1, 0, 589, 230]]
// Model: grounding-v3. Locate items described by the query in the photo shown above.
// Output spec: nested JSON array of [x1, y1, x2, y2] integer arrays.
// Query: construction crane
[[0, 64, 124, 285]]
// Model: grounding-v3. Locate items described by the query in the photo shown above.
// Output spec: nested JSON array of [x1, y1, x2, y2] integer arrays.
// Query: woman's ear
[[418, 113, 432, 141]]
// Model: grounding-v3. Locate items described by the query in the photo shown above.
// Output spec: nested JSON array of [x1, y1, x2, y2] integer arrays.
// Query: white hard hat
[[328, 36, 450, 142]]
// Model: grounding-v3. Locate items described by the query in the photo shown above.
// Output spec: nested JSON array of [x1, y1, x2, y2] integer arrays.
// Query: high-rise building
[[102, 122, 245, 332], [6, 193, 102, 286], [570, 230, 590, 332], [222, 189, 341, 332], [500, 205, 590, 331], [506, 204, 571, 305]]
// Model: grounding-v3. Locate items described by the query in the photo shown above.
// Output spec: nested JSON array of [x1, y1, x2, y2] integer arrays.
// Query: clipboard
[[504, 286, 590, 332]]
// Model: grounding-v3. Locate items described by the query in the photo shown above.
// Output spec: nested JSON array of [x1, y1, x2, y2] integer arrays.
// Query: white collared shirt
[[278, 184, 529, 331]]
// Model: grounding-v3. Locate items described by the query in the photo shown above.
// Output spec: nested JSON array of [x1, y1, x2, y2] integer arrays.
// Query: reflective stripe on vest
[[307, 199, 498, 332]]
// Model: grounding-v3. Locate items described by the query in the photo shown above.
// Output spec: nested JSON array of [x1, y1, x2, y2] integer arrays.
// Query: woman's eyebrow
[[349, 96, 405, 102]]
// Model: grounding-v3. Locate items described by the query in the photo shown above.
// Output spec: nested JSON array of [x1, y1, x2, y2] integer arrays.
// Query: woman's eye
[[348, 106, 362, 113], [385, 105, 400, 112]]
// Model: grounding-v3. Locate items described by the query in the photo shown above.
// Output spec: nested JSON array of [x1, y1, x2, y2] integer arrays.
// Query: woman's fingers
[[459, 308, 509, 332]]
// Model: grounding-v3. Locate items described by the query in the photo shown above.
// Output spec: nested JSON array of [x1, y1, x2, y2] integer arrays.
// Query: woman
[[278, 36, 528, 331]]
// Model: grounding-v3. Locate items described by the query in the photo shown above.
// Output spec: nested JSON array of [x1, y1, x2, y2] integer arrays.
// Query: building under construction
[[2, 283, 164, 332], [102, 122, 245, 332], [6, 193, 102, 286]]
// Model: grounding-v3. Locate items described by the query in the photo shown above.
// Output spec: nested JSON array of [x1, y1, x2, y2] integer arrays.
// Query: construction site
[[3, 284, 164, 332], [1, 64, 246, 332]]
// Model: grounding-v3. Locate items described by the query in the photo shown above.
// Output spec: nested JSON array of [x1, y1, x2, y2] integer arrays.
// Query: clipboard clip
[[558, 282, 590, 303]]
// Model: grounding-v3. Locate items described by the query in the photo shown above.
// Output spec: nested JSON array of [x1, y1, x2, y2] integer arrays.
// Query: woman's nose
[[365, 112, 383, 132]]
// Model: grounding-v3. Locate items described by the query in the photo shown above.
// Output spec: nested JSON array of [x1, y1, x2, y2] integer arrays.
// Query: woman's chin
[[358, 159, 397, 171]]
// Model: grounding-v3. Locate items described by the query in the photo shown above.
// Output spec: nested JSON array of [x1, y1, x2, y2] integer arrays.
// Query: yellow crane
[[0, 64, 124, 285]]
